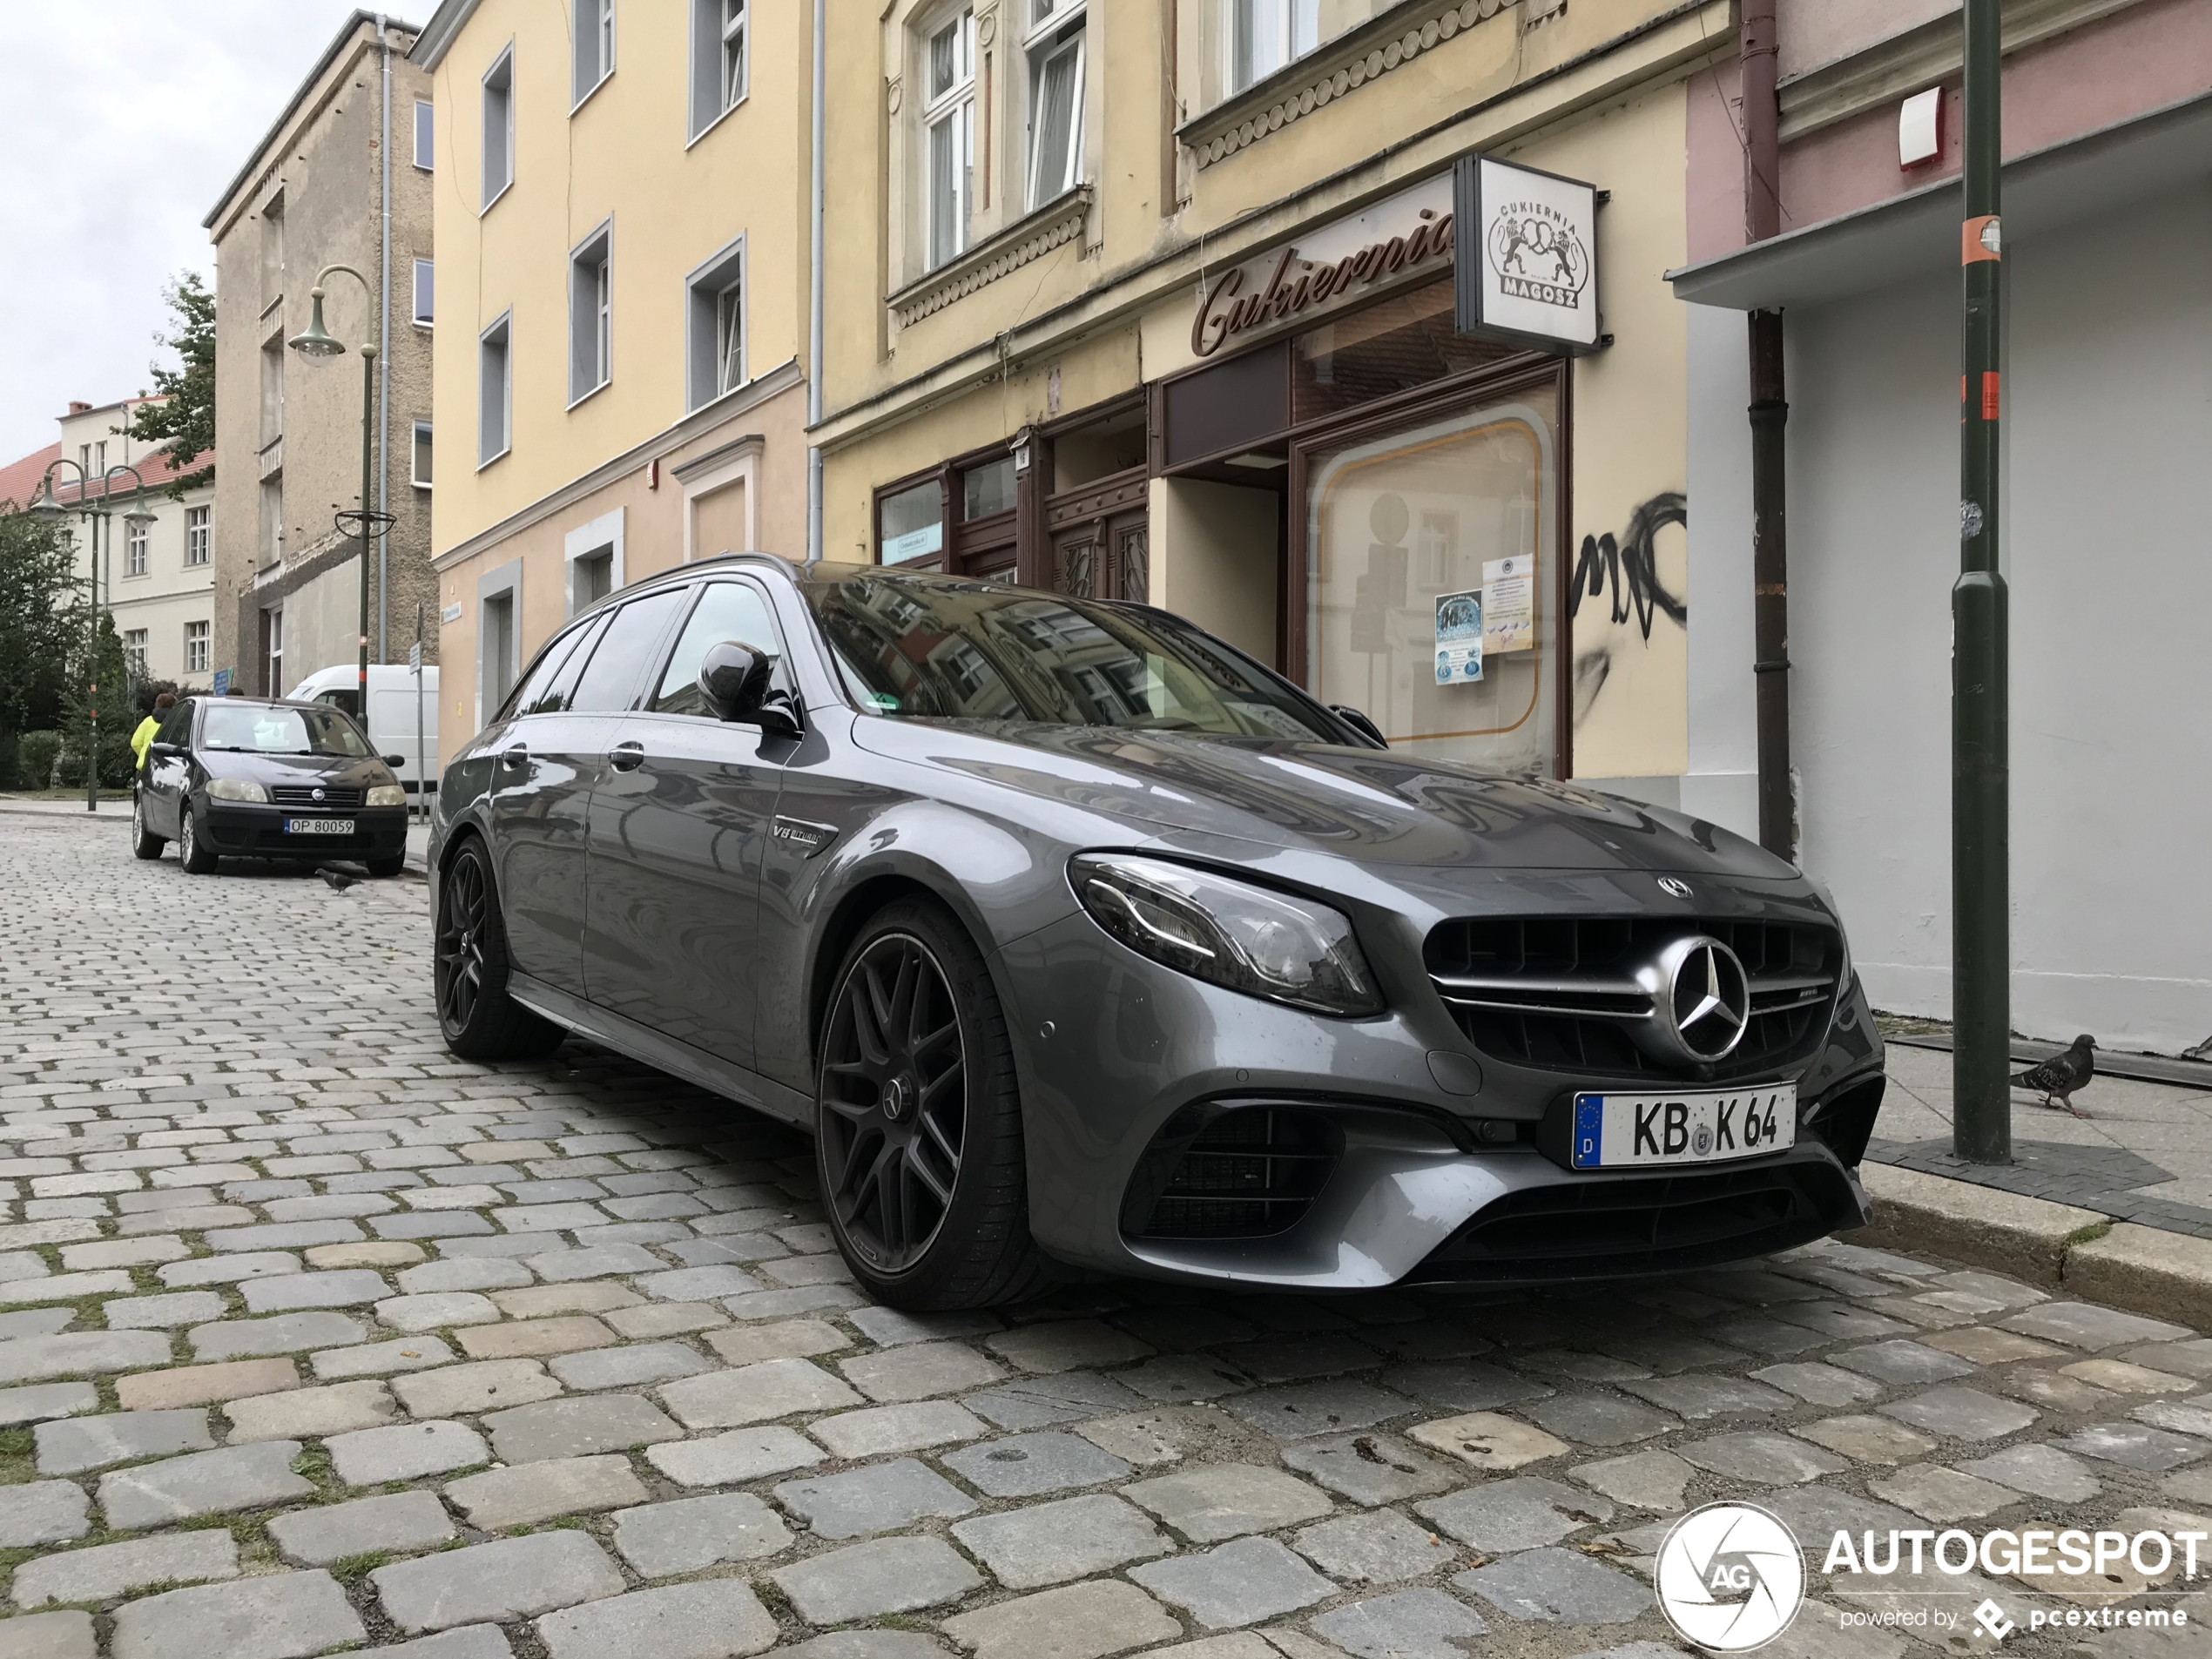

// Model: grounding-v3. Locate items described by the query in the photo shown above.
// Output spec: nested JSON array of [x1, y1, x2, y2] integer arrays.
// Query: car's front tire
[[435, 837, 563, 1060], [131, 792, 165, 860], [366, 854, 406, 878], [815, 897, 1053, 1310], [177, 802, 218, 874]]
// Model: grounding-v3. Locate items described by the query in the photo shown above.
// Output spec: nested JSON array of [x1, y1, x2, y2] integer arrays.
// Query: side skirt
[[507, 972, 816, 1131]]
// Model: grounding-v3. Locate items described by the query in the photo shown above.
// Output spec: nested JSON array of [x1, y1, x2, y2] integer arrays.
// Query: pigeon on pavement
[[318, 866, 356, 891], [2013, 1033, 2096, 1117]]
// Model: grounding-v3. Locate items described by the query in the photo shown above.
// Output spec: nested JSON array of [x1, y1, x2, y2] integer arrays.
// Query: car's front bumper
[[994, 908, 1884, 1291], [199, 801, 409, 860]]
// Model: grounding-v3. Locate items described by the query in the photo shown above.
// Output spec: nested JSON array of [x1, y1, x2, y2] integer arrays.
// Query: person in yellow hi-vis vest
[[131, 691, 177, 775]]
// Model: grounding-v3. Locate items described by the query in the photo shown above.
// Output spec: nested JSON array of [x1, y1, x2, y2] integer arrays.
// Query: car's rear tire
[[815, 897, 1054, 1310], [435, 837, 563, 1060], [177, 803, 218, 874], [131, 792, 165, 860], [367, 854, 406, 878]]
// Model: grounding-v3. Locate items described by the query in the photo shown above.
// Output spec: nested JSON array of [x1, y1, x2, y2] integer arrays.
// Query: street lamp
[[289, 265, 383, 727], [35, 460, 150, 811]]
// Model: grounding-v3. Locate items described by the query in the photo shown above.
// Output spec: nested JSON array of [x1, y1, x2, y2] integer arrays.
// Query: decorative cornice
[[1777, 0, 2146, 143], [890, 188, 1093, 328], [430, 358, 806, 573], [1180, 0, 1520, 172]]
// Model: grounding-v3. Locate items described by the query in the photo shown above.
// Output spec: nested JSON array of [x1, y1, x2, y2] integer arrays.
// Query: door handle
[[609, 740, 646, 772], [497, 743, 528, 770]]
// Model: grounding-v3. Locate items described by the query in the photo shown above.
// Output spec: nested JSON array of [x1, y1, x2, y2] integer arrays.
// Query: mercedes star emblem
[[1633, 934, 1752, 1064]]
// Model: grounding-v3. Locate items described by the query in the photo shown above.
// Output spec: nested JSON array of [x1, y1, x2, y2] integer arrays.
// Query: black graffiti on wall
[[1569, 491, 1688, 729]]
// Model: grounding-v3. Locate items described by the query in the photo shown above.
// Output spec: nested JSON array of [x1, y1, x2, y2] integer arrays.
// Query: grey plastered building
[[205, 10, 436, 697]]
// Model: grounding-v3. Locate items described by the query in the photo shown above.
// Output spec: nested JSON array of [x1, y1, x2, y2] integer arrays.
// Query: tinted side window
[[508, 618, 596, 718], [650, 583, 784, 718], [568, 590, 691, 714], [160, 701, 194, 745]]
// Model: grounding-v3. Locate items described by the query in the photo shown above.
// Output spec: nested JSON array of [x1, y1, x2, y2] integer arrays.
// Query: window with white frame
[[684, 236, 746, 410], [264, 610, 282, 695], [125, 516, 149, 577], [482, 47, 515, 209], [259, 475, 283, 565], [1231, 0, 1318, 92], [570, 223, 612, 404], [185, 620, 210, 676], [574, 0, 615, 103], [413, 99, 434, 168], [1025, 0, 1085, 210], [260, 337, 284, 446], [924, 8, 975, 270], [123, 630, 149, 679], [413, 260, 434, 326], [412, 422, 434, 489], [480, 313, 512, 464], [689, 0, 747, 138], [185, 506, 210, 565]]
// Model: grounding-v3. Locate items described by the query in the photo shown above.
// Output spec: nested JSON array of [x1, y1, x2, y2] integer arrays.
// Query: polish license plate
[[284, 818, 354, 835], [1570, 1085, 1797, 1170]]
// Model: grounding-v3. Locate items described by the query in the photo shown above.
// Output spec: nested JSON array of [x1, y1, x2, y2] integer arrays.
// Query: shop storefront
[[868, 158, 1606, 779]]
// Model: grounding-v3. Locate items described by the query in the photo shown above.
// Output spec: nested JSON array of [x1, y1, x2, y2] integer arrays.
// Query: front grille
[[1411, 1160, 1850, 1283], [1426, 916, 1838, 1081], [270, 784, 363, 808], [1121, 1103, 1343, 1241]]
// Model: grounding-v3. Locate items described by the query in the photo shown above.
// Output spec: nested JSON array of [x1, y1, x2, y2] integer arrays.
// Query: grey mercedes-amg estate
[[429, 556, 1884, 1309]]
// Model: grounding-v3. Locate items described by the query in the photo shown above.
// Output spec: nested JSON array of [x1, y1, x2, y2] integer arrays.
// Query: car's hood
[[199, 751, 395, 789], [849, 719, 1795, 880]]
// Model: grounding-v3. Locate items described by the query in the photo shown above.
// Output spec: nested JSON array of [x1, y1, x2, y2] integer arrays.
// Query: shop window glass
[[1292, 280, 1514, 425], [961, 456, 1016, 520], [1305, 383, 1558, 774], [880, 479, 944, 565]]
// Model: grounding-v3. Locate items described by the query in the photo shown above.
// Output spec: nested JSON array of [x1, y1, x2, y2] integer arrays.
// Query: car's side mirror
[[149, 741, 179, 758], [1330, 705, 1389, 749], [381, 754, 407, 769], [698, 640, 802, 738]]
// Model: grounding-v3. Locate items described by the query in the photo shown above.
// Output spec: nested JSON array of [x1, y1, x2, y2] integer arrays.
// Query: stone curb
[[1845, 1163, 2211, 1332]]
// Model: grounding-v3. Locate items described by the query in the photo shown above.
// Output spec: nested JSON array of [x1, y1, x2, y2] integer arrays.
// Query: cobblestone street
[[2, 811, 2209, 1659]]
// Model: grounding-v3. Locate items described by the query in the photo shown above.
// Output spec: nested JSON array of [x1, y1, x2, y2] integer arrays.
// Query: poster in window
[[1434, 590, 1483, 685], [1481, 555, 1534, 654]]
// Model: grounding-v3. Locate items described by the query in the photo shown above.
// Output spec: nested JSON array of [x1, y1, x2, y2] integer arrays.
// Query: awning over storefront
[[1667, 90, 2212, 311]]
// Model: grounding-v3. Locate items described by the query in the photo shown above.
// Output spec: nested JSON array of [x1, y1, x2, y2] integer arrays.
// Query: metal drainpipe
[[377, 14, 394, 664], [1742, 0, 1792, 861], [806, 0, 826, 565]]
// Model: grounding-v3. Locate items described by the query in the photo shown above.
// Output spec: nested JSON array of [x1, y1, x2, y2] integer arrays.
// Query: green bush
[[50, 730, 133, 789], [16, 731, 59, 790]]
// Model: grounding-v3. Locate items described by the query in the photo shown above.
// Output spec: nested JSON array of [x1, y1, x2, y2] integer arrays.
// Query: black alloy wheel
[[821, 931, 967, 1271], [435, 838, 563, 1060], [816, 898, 1052, 1308]]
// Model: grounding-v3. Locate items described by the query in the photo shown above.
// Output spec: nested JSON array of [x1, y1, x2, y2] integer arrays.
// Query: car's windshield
[[200, 704, 371, 757], [803, 574, 1341, 741]]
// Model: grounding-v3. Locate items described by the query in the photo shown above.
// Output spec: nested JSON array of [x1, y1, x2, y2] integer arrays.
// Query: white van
[[287, 664, 440, 801]]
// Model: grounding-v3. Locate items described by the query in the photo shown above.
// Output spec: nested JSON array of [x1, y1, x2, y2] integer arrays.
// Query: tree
[[123, 272, 216, 499], [58, 611, 134, 790], [0, 507, 81, 786]]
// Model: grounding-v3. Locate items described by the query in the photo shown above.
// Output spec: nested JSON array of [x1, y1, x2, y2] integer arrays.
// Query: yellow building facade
[[819, 0, 1729, 792], [412, 0, 813, 754]]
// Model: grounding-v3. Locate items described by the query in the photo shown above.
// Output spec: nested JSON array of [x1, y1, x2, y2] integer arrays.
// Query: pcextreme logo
[[1656, 1502, 1806, 1651]]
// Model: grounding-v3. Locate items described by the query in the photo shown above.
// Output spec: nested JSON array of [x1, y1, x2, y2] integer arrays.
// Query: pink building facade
[[1660, 0, 2212, 1053]]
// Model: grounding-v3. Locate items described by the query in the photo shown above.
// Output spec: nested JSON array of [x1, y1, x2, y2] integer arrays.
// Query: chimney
[[67, 401, 91, 415]]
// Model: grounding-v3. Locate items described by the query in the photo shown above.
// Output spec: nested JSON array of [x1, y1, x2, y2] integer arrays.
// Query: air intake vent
[[270, 785, 364, 808], [1121, 1103, 1342, 1241], [1411, 1160, 1851, 1283], [1425, 916, 1838, 1081]]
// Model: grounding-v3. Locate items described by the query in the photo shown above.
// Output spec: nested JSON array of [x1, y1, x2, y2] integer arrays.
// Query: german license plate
[[1570, 1085, 1797, 1170], [284, 818, 354, 835]]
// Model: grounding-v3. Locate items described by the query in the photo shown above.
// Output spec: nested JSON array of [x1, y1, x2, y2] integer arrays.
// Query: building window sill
[[686, 93, 748, 152], [1177, 0, 1513, 171], [890, 186, 1093, 330]]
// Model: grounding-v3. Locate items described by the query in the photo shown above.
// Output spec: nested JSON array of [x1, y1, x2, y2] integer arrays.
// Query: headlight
[[366, 784, 407, 807], [205, 779, 267, 802], [1069, 853, 1383, 1017]]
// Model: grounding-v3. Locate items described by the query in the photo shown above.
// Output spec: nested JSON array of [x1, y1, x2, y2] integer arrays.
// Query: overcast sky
[[0, 1, 375, 463]]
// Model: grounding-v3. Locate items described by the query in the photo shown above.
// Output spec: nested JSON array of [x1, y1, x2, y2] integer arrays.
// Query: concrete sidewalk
[[1869, 1042, 2212, 1240]]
